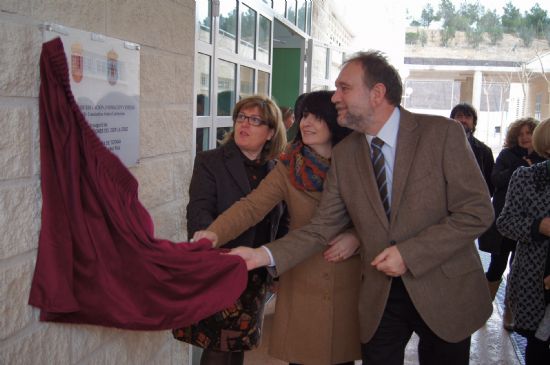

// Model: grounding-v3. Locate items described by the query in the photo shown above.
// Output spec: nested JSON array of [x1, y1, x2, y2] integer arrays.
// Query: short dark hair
[[450, 103, 478, 132], [294, 90, 352, 146], [344, 51, 403, 106], [293, 93, 308, 124]]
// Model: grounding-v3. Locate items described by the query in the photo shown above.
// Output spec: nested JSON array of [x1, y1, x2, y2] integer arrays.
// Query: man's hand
[[371, 245, 407, 277], [544, 275, 550, 290], [228, 247, 270, 271], [539, 217, 550, 237], [193, 230, 219, 247]]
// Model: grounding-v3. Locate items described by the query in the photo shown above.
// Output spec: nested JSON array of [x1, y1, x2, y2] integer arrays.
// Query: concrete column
[[471, 70, 482, 111]]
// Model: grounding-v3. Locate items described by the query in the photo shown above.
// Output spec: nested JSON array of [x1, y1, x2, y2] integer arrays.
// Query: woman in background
[[173, 95, 288, 365], [195, 91, 362, 365], [497, 118, 550, 364], [487, 117, 545, 329]]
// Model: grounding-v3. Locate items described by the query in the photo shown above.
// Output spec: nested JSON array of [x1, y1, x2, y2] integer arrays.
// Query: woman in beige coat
[[194, 91, 362, 365]]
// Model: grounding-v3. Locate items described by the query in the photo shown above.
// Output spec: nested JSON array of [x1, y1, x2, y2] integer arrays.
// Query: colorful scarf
[[280, 141, 330, 192]]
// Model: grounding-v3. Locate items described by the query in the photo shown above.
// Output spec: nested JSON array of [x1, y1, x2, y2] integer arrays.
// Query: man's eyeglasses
[[236, 113, 267, 127]]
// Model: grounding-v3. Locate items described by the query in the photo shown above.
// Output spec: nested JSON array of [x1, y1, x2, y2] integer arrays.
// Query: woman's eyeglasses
[[236, 113, 267, 127]]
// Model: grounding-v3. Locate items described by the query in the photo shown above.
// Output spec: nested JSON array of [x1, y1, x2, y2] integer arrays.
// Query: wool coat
[[186, 140, 285, 247], [482, 146, 546, 253], [496, 162, 550, 334], [266, 108, 494, 344], [468, 135, 495, 195], [208, 162, 362, 364]]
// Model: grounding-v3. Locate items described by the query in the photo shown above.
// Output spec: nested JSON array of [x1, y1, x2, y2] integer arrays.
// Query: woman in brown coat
[[195, 91, 362, 365]]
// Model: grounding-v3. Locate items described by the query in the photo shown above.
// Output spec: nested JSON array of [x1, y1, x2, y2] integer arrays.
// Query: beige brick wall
[[0, 1, 195, 363]]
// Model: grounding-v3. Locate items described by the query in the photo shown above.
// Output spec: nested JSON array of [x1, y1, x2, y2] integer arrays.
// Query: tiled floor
[[244, 295, 522, 365]]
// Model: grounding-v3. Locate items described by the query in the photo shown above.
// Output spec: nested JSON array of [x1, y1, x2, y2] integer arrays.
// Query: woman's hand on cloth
[[192, 230, 219, 247], [324, 232, 360, 263]]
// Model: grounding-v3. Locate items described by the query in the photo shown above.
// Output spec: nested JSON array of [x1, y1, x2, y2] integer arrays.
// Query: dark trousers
[[361, 278, 470, 365], [486, 238, 516, 282], [290, 363, 354, 365], [524, 334, 550, 365], [200, 349, 244, 365]]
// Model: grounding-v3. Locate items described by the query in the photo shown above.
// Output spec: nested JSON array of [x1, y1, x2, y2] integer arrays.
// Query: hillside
[[405, 27, 550, 62]]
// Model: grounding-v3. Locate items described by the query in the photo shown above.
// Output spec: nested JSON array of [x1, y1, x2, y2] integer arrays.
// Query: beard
[[461, 123, 473, 136], [338, 110, 360, 127], [338, 110, 372, 133]]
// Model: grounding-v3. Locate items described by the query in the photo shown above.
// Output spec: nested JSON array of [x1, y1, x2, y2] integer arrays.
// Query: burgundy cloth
[[28, 37, 247, 330]]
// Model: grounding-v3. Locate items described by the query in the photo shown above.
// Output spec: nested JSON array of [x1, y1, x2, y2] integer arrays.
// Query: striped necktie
[[371, 137, 390, 219]]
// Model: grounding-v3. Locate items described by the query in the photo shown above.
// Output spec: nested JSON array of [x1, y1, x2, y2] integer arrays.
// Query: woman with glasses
[[173, 95, 288, 365], [194, 91, 362, 365]]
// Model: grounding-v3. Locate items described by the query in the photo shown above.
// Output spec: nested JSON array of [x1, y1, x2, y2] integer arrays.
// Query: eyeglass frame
[[235, 113, 268, 127]]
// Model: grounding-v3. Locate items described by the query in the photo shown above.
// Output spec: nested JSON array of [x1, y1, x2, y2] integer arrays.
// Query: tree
[[501, 2, 522, 34], [466, 26, 484, 48], [437, 0, 458, 46], [419, 29, 428, 46], [420, 4, 439, 27], [479, 9, 503, 45], [524, 4, 549, 38], [518, 25, 536, 47], [458, 1, 484, 29]]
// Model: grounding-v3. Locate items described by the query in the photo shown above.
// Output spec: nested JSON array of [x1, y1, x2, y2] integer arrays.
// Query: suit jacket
[[186, 139, 285, 248], [267, 107, 494, 343], [468, 135, 495, 195]]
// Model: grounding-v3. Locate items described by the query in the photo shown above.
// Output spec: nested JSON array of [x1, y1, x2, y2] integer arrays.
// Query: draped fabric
[[28, 37, 247, 330]]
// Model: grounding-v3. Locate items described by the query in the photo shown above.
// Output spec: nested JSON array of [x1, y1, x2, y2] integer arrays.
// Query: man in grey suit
[[222, 51, 494, 364]]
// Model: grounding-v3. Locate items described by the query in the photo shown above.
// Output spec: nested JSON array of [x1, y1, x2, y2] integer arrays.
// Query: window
[[195, 128, 210, 154], [196, 54, 211, 116], [312, 45, 329, 80], [286, 0, 296, 24], [297, 0, 307, 31], [240, 4, 257, 59], [480, 82, 509, 112], [535, 94, 542, 120], [273, 0, 286, 17], [194, 1, 275, 154], [402, 80, 461, 110], [217, 60, 236, 116], [240, 66, 255, 100], [258, 71, 270, 95], [197, 0, 212, 43], [258, 15, 271, 64], [219, 0, 237, 53]]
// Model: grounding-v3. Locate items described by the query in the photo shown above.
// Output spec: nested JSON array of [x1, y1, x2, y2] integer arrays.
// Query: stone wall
[[0, 1, 195, 364]]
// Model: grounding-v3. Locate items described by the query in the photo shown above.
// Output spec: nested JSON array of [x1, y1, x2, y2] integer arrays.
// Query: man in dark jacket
[[450, 103, 495, 195]]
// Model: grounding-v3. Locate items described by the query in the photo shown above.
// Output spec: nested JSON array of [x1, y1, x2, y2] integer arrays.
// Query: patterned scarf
[[280, 141, 330, 192]]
